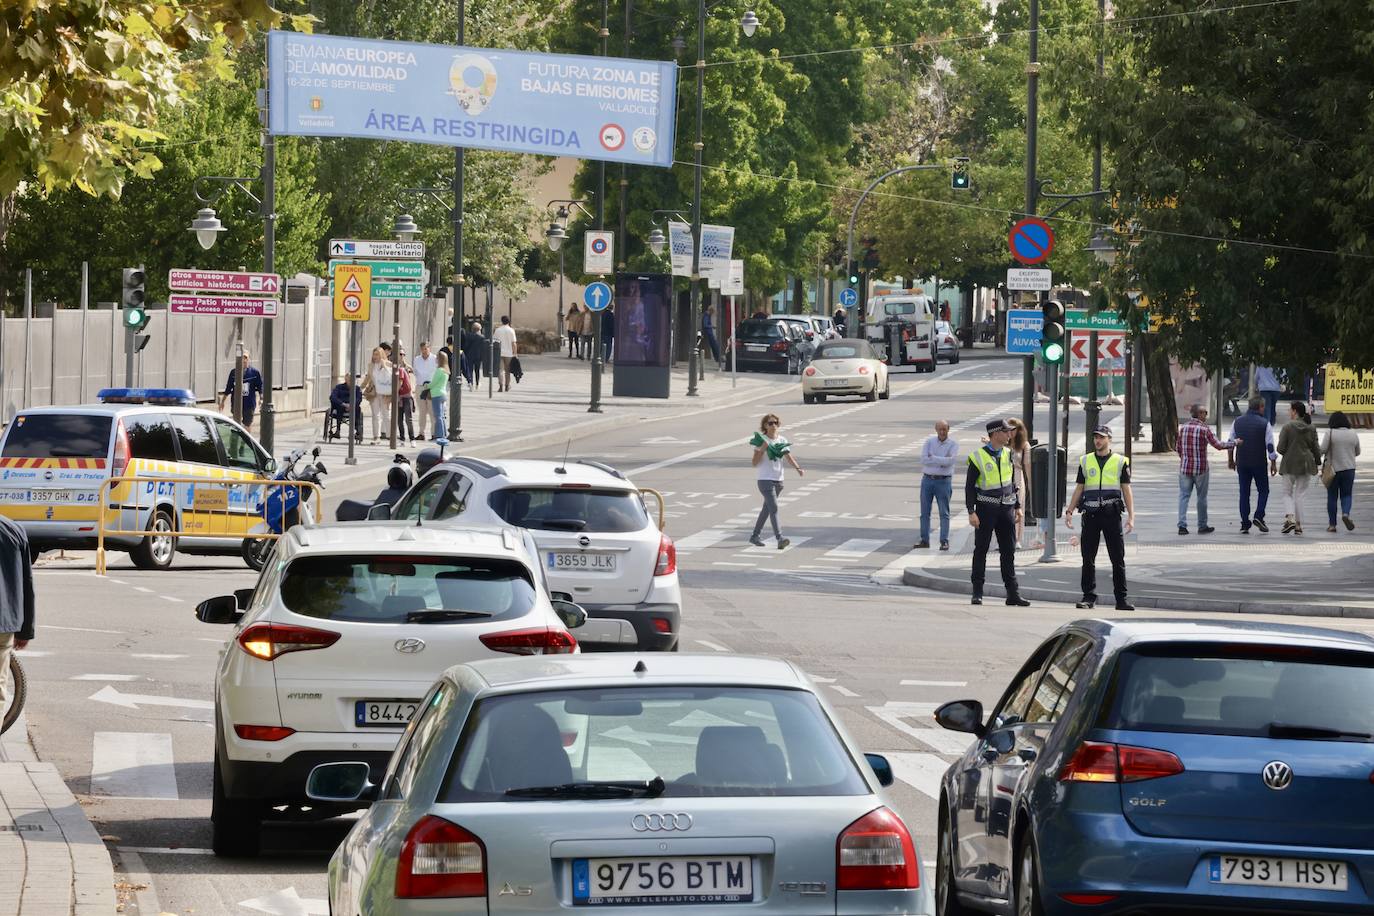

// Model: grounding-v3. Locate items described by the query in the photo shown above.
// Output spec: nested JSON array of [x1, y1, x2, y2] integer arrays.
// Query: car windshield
[[1099, 643, 1374, 741], [883, 302, 920, 316], [440, 686, 868, 800], [815, 344, 863, 360], [488, 487, 648, 533], [2, 414, 111, 458], [279, 554, 536, 623]]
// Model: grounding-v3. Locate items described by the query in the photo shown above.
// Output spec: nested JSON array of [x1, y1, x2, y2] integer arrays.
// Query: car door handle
[[1017, 748, 1038, 763]]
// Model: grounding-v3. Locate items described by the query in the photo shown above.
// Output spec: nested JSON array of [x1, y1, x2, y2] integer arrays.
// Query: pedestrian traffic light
[[951, 157, 971, 191], [1040, 299, 1065, 364], [121, 267, 149, 332]]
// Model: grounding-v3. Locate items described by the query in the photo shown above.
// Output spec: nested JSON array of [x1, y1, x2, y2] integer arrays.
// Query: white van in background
[[864, 293, 938, 372]]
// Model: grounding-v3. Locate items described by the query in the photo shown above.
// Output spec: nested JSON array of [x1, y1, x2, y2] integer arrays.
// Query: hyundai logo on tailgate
[[394, 638, 426, 654], [632, 813, 693, 832]]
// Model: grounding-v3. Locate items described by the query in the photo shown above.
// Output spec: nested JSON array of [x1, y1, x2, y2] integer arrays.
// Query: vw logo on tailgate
[[1262, 760, 1293, 791], [394, 638, 426, 654], [632, 813, 693, 832]]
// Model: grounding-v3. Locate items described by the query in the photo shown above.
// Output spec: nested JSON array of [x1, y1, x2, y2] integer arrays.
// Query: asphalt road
[[20, 357, 1374, 914]]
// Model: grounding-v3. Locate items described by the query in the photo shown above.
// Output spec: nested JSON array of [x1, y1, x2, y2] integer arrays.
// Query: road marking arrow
[[89, 685, 212, 710], [238, 887, 329, 916]]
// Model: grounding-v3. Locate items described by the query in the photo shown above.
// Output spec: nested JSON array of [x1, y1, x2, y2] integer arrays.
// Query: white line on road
[[694, 639, 732, 652], [736, 536, 810, 555], [91, 731, 178, 799], [132, 586, 154, 593], [822, 538, 889, 561], [40, 624, 123, 634], [89, 685, 213, 710], [159, 595, 183, 603], [901, 679, 969, 687], [16, 650, 51, 657], [70, 674, 140, 681], [868, 701, 974, 755], [117, 846, 214, 856], [131, 653, 187, 660], [712, 561, 756, 567], [828, 685, 860, 698], [674, 529, 734, 553], [882, 751, 950, 800]]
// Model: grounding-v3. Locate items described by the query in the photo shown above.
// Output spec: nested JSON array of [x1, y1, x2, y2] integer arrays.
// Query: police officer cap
[[986, 419, 1012, 435], [1093, 425, 1112, 437]]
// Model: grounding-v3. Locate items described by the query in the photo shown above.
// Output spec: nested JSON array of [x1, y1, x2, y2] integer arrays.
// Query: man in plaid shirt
[[1177, 404, 1239, 534]]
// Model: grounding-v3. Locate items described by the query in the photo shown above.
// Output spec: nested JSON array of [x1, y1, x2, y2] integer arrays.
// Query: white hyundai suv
[[196, 520, 584, 857], [377, 457, 682, 652]]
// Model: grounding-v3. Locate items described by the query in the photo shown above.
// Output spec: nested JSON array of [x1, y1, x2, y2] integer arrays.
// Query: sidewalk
[[903, 415, 1374, 617]]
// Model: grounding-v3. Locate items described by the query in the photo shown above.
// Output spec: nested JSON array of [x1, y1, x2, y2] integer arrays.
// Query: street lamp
[[646, 209, 689, 259], [647, 228, 666, 256], [740, 10, 760, 37], [189, 208, 226, 250], [1085, 226, 1118, 266], [392, 213, 420, 241], [544, 199, 597, 406], [545, 222, 568, 252]]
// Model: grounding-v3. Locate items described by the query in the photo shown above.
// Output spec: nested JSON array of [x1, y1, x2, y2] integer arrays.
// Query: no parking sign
[[1009, 217, 1055, 265], [585, 231, 614, 275]]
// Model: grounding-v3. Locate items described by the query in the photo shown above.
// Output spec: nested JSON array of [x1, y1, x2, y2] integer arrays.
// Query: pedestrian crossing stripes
[[880, 752, 950, 800], [674, 529, 734, 553], [819, 538, 887, 561], [867, 702, 975, 756]]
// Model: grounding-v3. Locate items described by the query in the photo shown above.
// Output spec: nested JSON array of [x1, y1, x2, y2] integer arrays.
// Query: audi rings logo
[[1262, 760, 1293, 791], [632, 813, 693, 832], [394, 638, 426, 654]]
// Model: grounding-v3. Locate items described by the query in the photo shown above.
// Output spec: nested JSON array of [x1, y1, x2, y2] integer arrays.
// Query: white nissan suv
[[377, 457, 682, 652], [196, 520, 584, 857]]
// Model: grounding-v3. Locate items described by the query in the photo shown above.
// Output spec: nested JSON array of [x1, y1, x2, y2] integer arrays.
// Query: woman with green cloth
[[429, 352, 450, 440], [749, 413, 804, 548]]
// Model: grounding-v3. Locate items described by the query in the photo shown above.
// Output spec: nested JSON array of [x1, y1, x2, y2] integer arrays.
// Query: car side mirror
[[551, 599, 587, 630], [262, 457, 277, 474], [306, 762, 376, 803], [315, 461, 328, 475], [196, 595, 243, 625], [366, 503, 392, 521], [864, 753, 895, 788], [935, 699, 986, 737], [312, 446, 322, 459], [233, 588, 255, 608]]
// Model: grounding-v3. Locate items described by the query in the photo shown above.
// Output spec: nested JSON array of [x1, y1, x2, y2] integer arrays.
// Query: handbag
[[1321, 458, 1335, 489]]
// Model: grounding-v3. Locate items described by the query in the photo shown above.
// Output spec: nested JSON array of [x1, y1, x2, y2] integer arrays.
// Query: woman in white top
[[749, 413, 804, 548], [1323, 410, 1361, 532], [367, 347, 393, 444]]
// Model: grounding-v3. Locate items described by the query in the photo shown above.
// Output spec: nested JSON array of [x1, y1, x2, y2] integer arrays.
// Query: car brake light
[[1060, 741, 1184, 783], [112, 420, 130, 479], [858, 366, 869, 374], [836, 807, 919, 890], [803, 366, 816, 376], [396, 815, 486, 899], [770, 340, 788, 352], [654, 533, 676, 576], [652, 617, 673, 634], [479, 627, 577, 655], [237, 623, 341, 661], [234, 724, 295, 741], [1061, 893, 1120, 905]]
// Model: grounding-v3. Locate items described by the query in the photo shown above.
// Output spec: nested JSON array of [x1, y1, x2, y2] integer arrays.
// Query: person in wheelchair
[[327, 376, 364, 442]]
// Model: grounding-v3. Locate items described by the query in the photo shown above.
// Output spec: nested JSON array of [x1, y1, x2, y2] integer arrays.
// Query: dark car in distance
[[727, 317, 808, 373], [932, 618, 1374, 916]]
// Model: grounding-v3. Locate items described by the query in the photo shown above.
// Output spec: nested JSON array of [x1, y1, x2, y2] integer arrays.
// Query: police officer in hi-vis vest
[[965, 419, 1030, 606], [1064, 424, 1136, 610]]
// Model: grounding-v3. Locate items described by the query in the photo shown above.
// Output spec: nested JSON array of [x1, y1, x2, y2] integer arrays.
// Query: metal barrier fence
[[95, 474, 322, 575]]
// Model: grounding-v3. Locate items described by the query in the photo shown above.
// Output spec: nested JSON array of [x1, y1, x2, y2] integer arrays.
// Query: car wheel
[[936, 809, 970, 916], [879, 376, 891, 400], [130, 509, 176, 570], [815, 394, 827, 404], [1015, 837, 1045, 916], [952, 351, 961, 364], [803, 393, 815, 405], [211, 754, 262, 857]]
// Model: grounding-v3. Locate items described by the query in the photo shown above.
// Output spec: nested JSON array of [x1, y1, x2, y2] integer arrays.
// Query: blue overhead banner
[[268, 31, 678, 168]]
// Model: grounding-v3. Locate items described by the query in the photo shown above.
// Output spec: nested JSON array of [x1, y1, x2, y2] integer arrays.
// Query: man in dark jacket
[[0, 515, 35, 710], [1230, 395, 1279, 533], [460, 322, 486, 390]]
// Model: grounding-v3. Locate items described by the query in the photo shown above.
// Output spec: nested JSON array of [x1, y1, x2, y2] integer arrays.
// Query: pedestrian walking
[[1255, 365, 1283, 425], [0, 515, 34, 715], [1176, 403, 1239, 534], [1230, 395, 1279, 533], [1006, 417, 1034, 548], [494, 315, 518, 392], [1323, 411, 1360, 533], [412, 341, 437, 440], [966, 419, 1029, 606], [917, 420, 958, 550], [364, 346, 393, 444], [1064, 425, 1135, 611], [460, 322, 485, 389], [749, 414, 804, 548], [1277, 400, 1322, 534], [702, 304, 722, 365], [429, 352, 450, 440], [216, 350, 264, 429], [396, 347, 417, 445], [566, 305, 585, 359], [601, 305, 615, 362]]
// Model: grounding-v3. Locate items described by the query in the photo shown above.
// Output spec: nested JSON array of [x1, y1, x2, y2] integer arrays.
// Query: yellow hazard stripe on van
[[0, 457, 107, 469]]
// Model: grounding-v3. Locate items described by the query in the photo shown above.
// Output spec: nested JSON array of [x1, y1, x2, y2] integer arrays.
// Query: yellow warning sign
[[1325, 365, 1374, 413], [333, 264, 371, 321]]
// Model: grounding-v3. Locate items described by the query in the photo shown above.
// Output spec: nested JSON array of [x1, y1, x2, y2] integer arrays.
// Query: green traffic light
[[123, 307, 146, 330], [1042, 341, 1065, 364]]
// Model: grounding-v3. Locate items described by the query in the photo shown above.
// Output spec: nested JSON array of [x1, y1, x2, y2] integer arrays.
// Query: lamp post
[[544, 199, 598, 408], [686, 8, 759, 395], [188, 168, 275, 452]]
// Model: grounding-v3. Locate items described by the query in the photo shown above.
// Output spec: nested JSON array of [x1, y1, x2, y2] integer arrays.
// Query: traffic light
[[847, 260, 860, 285], [951, 156, 971, 191], [121, 267, 149, 332], [1040, 299, 1066, 364]]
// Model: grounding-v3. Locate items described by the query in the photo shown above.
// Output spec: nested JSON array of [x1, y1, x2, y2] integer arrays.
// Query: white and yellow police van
[[0, 388, 274, 569]]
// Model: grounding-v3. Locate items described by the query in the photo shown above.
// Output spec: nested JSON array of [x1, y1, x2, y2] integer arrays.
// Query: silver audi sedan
[[310, 653, 931, 915]]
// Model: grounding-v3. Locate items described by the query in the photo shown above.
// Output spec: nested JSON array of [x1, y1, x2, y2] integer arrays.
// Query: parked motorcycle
[[242, 447, 328, 570], [335, 453, 415, 522]]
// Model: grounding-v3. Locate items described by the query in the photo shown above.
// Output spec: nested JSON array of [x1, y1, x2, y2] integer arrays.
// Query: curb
[[899, 566, 1374, 619]]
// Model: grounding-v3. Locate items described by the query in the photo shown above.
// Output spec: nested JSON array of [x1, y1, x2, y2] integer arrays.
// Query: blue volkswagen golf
[[932, 618, 1374, 915]]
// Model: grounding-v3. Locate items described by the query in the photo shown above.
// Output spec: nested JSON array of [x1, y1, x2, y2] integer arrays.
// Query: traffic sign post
[[1006, 267, 1052, 291], [1065, 308, 1130, 332], [1005, 308, 1044, 355], [1009, 217, 1055, 265], [332, 264, 372, 321], [168, 269, 281, 295], [839, 288, 858, 308], [584, 231, 614, 276], [328, 259, 424, 300], [329, 239, 425, 260], [168, 294, 279, 317], [584, 281, 612, 312]]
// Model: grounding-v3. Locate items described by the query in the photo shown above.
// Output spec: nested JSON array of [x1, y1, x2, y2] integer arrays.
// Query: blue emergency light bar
[[97, 387, 198, 407]]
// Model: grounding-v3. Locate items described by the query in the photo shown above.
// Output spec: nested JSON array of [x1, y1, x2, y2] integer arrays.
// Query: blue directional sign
[[584, 281, 612, 312], [1006, 308, 1044, 355], [839, 288, 858, 307]]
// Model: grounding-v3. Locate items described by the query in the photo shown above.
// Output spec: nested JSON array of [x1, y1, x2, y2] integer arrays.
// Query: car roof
[[1074, 617, 1374, 652], [289, 521, 529, 556], [13, 404, 221, 420], [454, 653, 810, 692], [448, 457, 633, 488]]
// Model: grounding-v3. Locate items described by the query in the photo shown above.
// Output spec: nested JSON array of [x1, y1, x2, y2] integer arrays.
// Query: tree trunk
[[792, 275, 805, 315], [1143, 333, 1178, 453], [0, 188, 16, 313]]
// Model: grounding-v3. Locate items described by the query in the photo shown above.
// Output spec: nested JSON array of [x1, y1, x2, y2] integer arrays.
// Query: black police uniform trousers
[[971, 504, 1019, 596], [1080, 507, 1127, 603]]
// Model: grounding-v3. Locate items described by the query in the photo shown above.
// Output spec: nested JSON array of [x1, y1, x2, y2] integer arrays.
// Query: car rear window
[[814, 344, 863, 359], [1099, 643, 1374, 741], [882, 301, 921, 316], [488, 487, 648, 533], [279, 554, 536, 623], [2, 414, 111, 458], [736, 320, 782, 339], [440, 686, 868, 801]]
